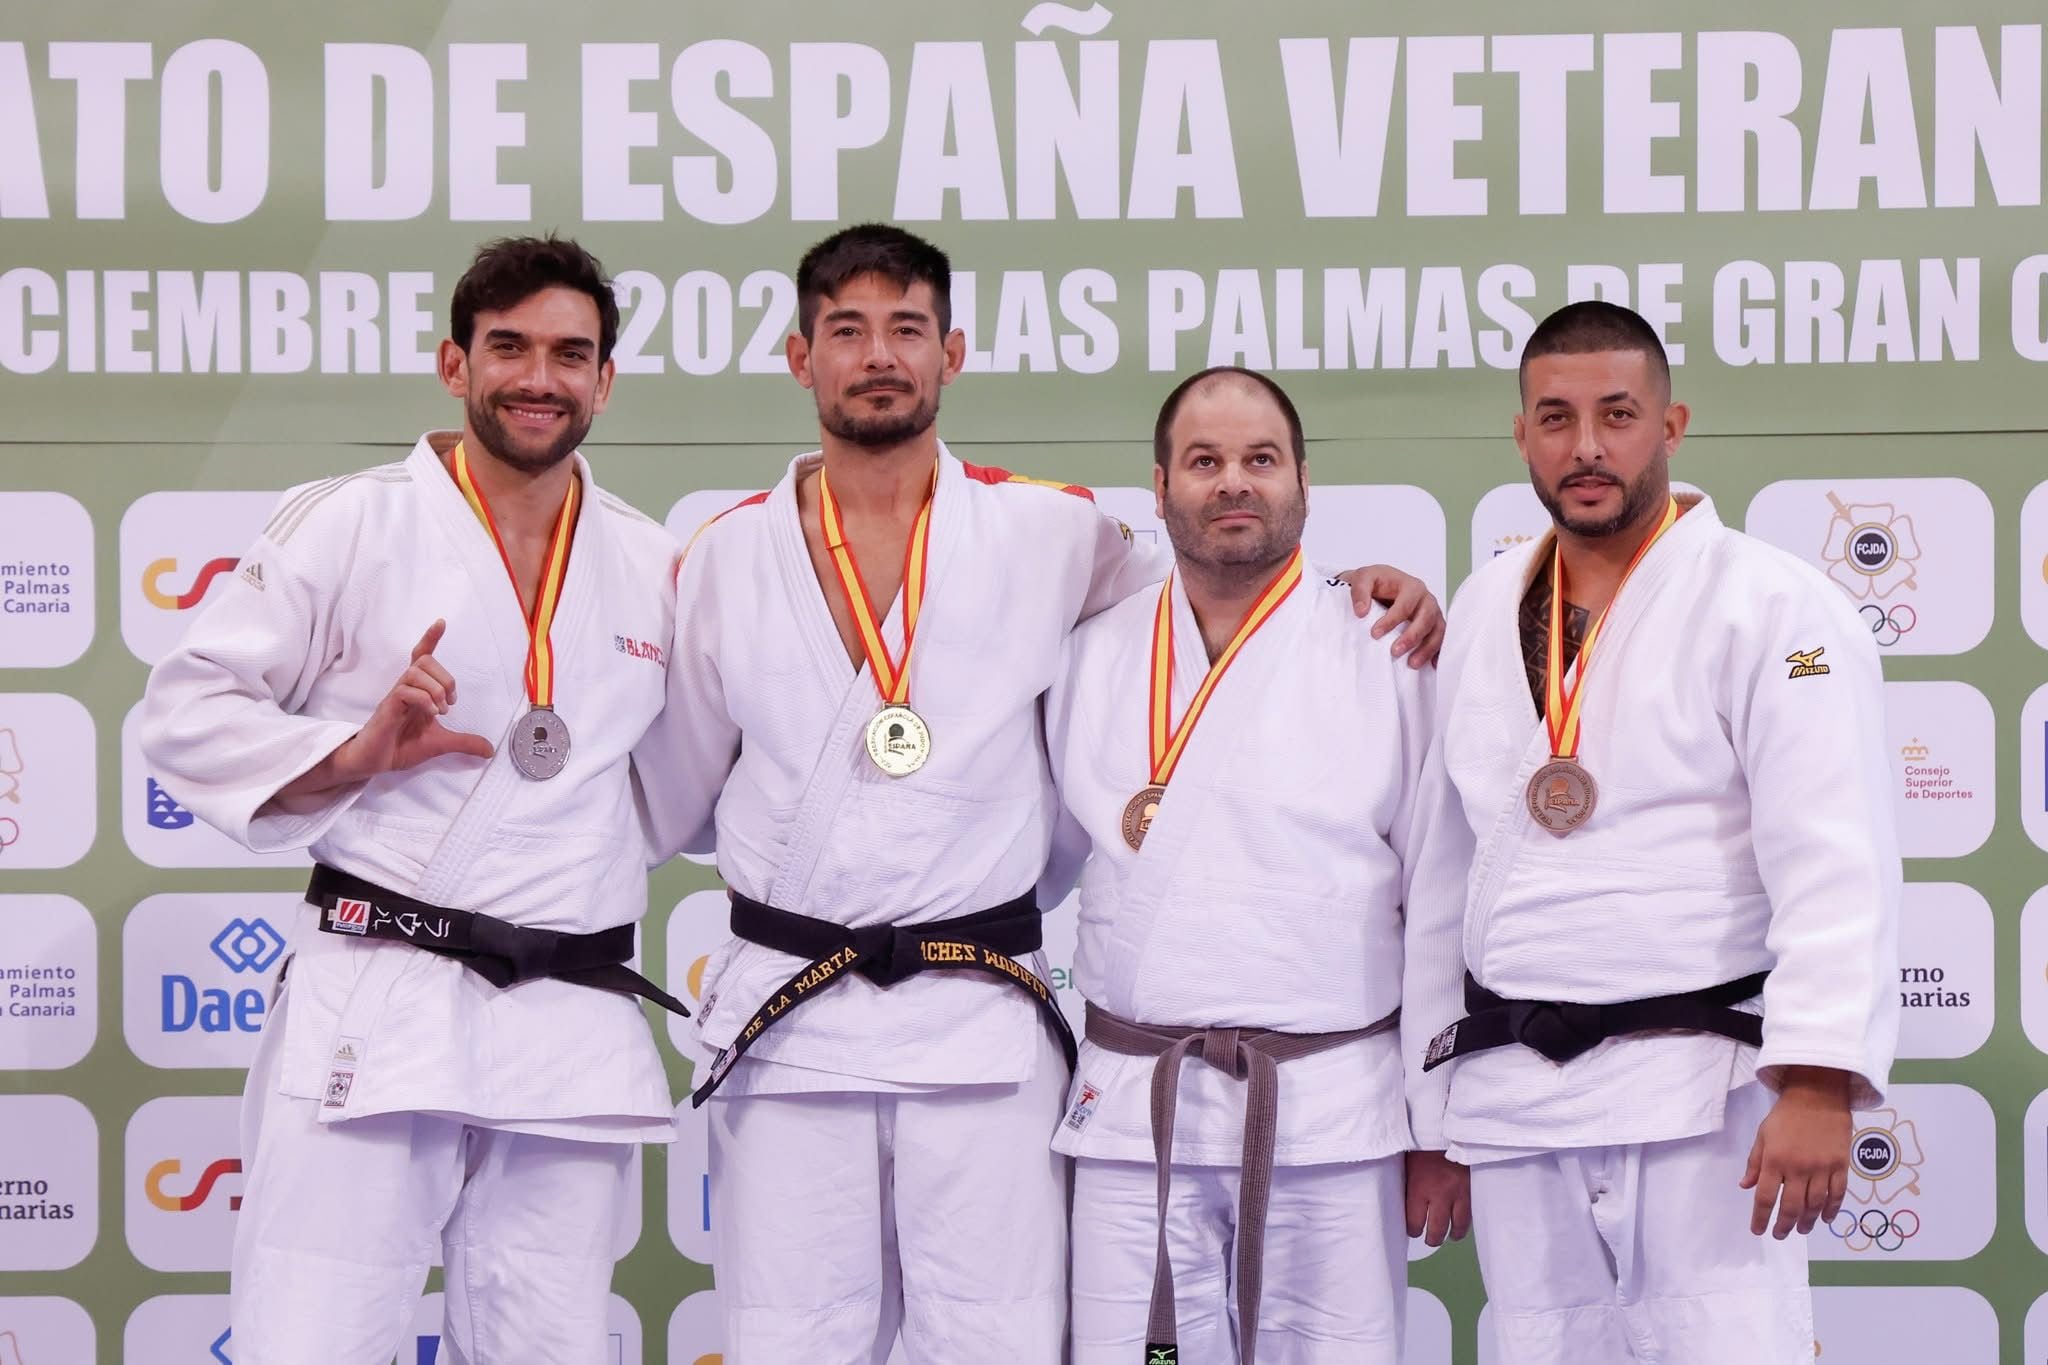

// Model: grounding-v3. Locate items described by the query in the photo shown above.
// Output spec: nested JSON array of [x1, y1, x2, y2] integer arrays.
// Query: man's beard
[[1162, 482, 1308, 585], [1533, 460, 1667, 538], [466, 391, 592, 474], [819, 378, 941, 449]]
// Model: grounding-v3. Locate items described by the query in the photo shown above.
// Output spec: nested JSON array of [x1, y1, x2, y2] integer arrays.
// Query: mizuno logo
[[1786, 647, 1831, 679]]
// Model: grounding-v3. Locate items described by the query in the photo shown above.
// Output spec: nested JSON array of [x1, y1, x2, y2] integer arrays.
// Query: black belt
[[691, 890, 1078, 1107], [308, 864, 690, 1018], [1422, 970, 1767, 1071]]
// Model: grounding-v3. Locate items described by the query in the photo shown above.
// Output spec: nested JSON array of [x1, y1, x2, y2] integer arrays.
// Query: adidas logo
[[239, 562, 265, 591]]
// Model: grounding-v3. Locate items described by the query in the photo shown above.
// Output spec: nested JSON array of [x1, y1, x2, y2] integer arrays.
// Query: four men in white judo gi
[[138, 209, 1898, 1365]]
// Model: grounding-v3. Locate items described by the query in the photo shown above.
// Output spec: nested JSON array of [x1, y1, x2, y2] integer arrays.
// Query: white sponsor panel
[[0, 1297, 95, 1365], [2022, 479, 2048, 651], [1745, 477, 1995, 656], [2026, 1289, 2048, 1365], [2022, 886, 2048, 1059], [1404, 1287, 1452, 1365], [125, 1095, 245, 1273], [123, 702, 311, 870], [1096, 484, 1447, 601], [1812, 1285, 1998, 1361], [1040, 887, 1085, 1038], [2023, 683, 2048, 855], [1884, 681, 1994, 858], [0, 492, 93, 668], [0, 1095, 98, 1272], [1810, 1082, 1995, 1262], [667, 1098, 714, 1265], [119, 489, 279, 665], [121, 1295, 231, 1364], [396, 1292, 640, 1364], [664, 890, 734, 1069], [0, 895, 96, 1070], [1468, 480, 1709, 576], [124, 893, 296, 1069], [2026, 1088, 2048, 1256], [0, 693, 95, 870], [1894, 883, 1993, 1060]]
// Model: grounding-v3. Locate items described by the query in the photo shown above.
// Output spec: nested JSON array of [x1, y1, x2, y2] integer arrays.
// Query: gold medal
[[819, 466, 937, 779], [1525, 758, 1597, 836], [1532, 497, 1679, 833], [865, 704, 931, 777], [1120, 785, 1165, 850]]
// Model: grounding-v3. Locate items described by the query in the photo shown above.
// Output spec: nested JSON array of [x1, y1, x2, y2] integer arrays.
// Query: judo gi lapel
[[411, 436, 539, 705], [758, 448, 967, 911], [1462, 497, 1719, 922]]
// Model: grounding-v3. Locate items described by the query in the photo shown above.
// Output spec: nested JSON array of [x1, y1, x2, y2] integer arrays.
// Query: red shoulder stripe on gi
[[960, 460, 1096, 502], [679, 489, 772, 578]]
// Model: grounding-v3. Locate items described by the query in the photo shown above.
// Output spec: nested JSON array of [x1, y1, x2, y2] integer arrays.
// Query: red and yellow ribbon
[[1544, 496, 1680, 758], [818, 465, 935, 705], [451, 441, 580, 708], [1146, 549, 1304, 785]]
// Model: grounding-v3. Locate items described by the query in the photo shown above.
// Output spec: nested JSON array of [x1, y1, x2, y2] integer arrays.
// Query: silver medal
[[510, 705, 571, 781]]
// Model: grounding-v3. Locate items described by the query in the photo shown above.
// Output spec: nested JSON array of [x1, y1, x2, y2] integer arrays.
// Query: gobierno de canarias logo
[[141, 557, 239, 611]]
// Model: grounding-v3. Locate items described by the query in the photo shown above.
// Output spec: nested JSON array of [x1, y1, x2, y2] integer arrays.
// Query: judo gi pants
[[227, 992, 634, 1365], [707, 1030, 1070, 1364], [1070, 1153, 1408, 1365], [1472, 1082, 1812, 1365]]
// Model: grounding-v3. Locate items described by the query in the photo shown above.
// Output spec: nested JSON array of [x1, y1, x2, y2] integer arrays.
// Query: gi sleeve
[[1076, 508, 1172, 624], [137, 511, 370, 852], [1035, 630, 1095, 907], [1383, 622, 1475, 1151], [1733, 573, 1900, 1110], [632, 529, 741, 862]]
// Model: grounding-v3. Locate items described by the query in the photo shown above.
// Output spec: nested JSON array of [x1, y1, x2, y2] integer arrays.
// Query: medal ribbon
[[1544, 496, 1679, 758], [451, 441, 580, 708], [818, 465, 934, 706], [1146, 549, 1304, 786]]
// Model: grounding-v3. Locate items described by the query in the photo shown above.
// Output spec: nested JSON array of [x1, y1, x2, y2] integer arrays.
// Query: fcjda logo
[[161, 917, 284, 1035]]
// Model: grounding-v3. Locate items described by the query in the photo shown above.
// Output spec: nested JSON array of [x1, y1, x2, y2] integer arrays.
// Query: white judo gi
[[1040, 570, 1468, 1365], [1426, 495, 1899, 1364], [636, 444, 1166, 1364], [139, 432, 681, 1365]]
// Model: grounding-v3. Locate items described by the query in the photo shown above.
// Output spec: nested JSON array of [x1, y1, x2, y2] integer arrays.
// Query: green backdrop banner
[[2, 5, 2046, 1364]]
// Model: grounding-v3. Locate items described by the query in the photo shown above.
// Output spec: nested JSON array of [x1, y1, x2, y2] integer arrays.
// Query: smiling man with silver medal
[[140, 237, 688, 1365]]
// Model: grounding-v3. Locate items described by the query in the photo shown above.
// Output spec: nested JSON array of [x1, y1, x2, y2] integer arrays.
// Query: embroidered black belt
[[307, 863, 690, 1017], [690, 890, 1079, 1107], [1422, 970, 1768, 1071]]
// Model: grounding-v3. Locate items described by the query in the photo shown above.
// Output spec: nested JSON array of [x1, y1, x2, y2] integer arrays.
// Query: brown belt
[[1082, 1001, 1400, 1365]]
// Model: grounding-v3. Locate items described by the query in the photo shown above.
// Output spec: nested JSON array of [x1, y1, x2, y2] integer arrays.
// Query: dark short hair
[[450, 235, 620, 364], [1152, 366, 1308, 471], [796, 223, 952, 339], [1518, 300, 1670, 402]]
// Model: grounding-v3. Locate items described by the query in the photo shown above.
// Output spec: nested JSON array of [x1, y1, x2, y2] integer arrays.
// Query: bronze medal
[[1525, 758, 1597, 836], [1120, 785, 1165, 850]]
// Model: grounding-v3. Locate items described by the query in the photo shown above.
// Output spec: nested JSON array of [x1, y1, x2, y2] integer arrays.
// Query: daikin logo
[[145, 777, 195, 830]]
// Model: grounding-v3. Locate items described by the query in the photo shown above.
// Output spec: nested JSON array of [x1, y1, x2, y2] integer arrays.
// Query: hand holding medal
[[819, 466, 936, 777], [1526, 496, 1679, 835], [1122, 549, 1304, 849]]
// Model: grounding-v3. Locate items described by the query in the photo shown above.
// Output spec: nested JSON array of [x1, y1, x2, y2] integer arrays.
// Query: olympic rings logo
[[1860, 602, 1918, 647], [1828, 1206, 1919, 1252]]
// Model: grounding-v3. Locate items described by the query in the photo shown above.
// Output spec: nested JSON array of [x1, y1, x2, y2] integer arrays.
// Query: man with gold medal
[[139, 238, 688, 1362], [633, 225, 1446, 1365], [1038, 367, 1474, 1364], [1418, 302, 1900, 1364]]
